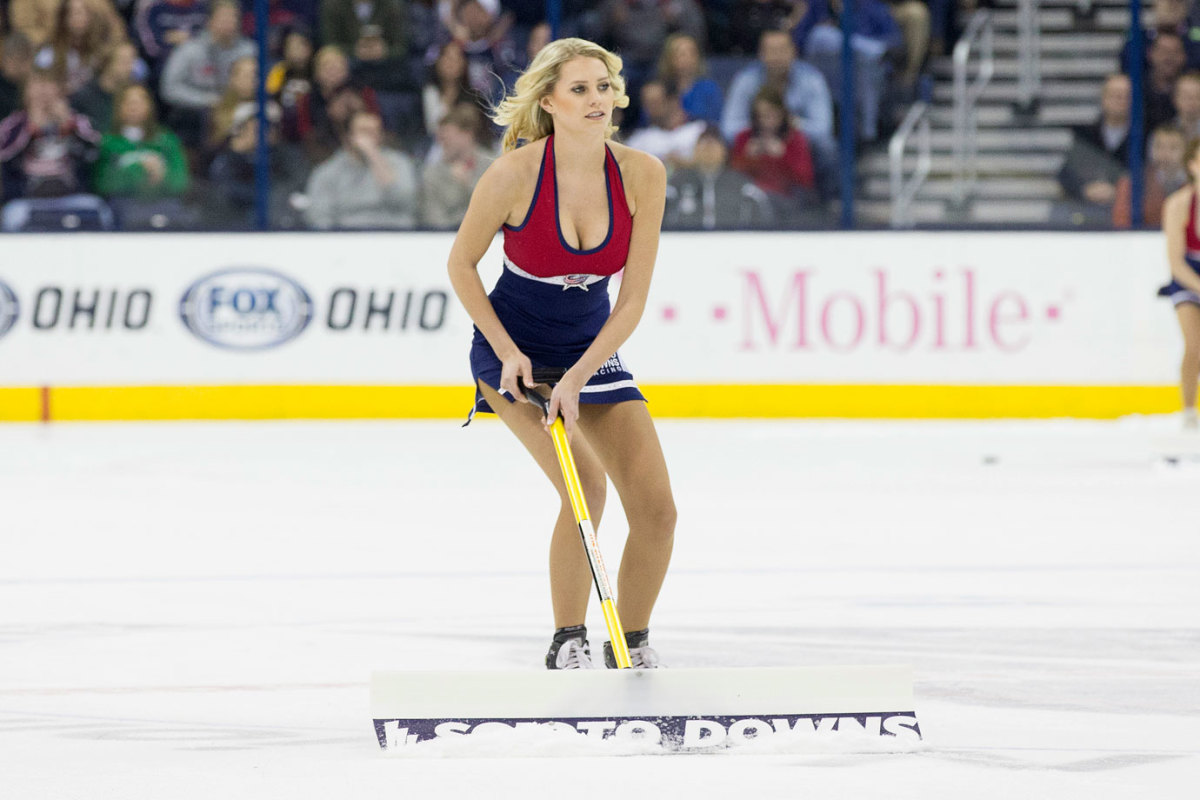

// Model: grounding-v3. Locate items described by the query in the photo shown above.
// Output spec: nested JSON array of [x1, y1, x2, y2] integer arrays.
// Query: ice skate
[[603, 629, 660, 669], [545, 625, 596, 669]]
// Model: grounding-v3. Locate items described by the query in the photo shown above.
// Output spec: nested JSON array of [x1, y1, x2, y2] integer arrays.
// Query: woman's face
[[542, 56, 614, 134], [753, 99, 785, 134], [104, 43, 137, 82], [229, 58, 257, 99], [119, 87, 152, 127], [315, 51, 349, 91], [283, 33, 313, 69], [436, 43, 466, 84], [670, 37, 700, 78]]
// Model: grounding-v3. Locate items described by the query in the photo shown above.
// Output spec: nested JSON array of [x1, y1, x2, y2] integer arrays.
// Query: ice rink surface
[[2, 417, 1197, 798]]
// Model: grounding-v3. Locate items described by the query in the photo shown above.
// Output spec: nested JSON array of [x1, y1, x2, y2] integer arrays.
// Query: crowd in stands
[[0, 0, 976, 232], [1059, 0, 1200, 229]]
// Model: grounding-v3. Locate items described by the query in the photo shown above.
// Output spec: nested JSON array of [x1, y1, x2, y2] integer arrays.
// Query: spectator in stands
[[1174, 71, 1200, 138], [267, 25, 313, 139], [422, 40, 479, 139], [445, 0, 518, 102], [35, 0, 130, 95], [665, 124, 774, 229], [207, 54, 255, 148], [206, 100, 307, 227], [593, 0, 706, 119], [8, 0, 124, 49], [70, 40, 141, 132], [322, 0, 409, 61], [1057, 73, 1131, 218], [1123, 0, 1200, 74], [294, 45, 380, 163], [887, 0, 932, 91], [730, 84, 816, 224], [1114, 124, 1188, 229], [655, 33, 722, 127], [420, 101, 492, 228], [0, 33, 36, 120], [93, 83, 192, 226], [729, 0, 806, 56], [1145, 32, 1188, 135], [406, 0, 442, 60], [304, 108, 419, 229], [721, 29, 835, 197], [513, 20, 551, 72], [241, 0, 318, 60], [0, 69, 107, 229], [134, 0, 210, 77], [793, 0, 902, 142], [352, 23, 421, 141], [624, 79, 706, 170], [160, 0, 256, 148]]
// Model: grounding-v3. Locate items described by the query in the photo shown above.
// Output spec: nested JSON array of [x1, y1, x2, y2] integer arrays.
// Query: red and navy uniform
[[469, 134, 645, 417], [1159, 189, 1200, 307]]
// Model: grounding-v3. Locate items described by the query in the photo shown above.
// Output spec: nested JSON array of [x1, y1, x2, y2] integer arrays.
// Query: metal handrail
[[1016, 0, 1042, 107], [888, 101, 931, 229], [953, 10, 995, 203]]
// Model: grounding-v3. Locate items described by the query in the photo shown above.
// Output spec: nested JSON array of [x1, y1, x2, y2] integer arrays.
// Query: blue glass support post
[[1128, 0, 1145, 229], [840, 0, 857, 229], [547, 0, 562, 39], [253, 0, 270, 230]]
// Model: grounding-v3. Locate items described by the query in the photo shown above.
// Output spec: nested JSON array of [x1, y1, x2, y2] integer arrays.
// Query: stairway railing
[[953, 10, 995, 203], [889, 101, 931, 229]]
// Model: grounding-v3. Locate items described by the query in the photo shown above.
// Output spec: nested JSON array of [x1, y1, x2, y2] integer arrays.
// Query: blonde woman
[[1159, 137, 1200, 430], [447, 38, 674, 670]]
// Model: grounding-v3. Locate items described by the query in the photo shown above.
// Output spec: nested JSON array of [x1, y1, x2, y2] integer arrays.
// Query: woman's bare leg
[[577, 401, 676, 632], [477, 381, 608, 628], [1177, 303, 1200, 411]]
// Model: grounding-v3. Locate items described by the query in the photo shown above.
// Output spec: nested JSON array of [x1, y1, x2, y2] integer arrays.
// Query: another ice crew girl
[[446, 38, 675, 669], [1160, 136, 1200, 430]]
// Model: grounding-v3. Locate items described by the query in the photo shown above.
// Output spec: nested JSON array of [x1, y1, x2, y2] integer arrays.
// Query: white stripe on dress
[[580, 379, 640, 394]]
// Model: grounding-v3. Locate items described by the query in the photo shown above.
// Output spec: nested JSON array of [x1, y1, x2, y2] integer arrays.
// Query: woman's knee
[[631, 491, 677, 541]]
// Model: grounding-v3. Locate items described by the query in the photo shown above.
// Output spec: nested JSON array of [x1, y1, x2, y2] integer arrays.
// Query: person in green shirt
[[94, 83, 188, 200]]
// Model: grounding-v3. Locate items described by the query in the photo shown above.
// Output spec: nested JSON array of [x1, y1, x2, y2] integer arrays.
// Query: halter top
[[502, 135, 632, 279]]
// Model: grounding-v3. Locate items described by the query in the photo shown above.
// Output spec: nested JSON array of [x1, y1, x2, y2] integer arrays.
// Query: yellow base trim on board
[[0, 383, 1183, 422], [0, 388, 43, 422]]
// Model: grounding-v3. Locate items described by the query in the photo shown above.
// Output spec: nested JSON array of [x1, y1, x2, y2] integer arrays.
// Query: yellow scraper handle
[[521, 378, 631, 670]]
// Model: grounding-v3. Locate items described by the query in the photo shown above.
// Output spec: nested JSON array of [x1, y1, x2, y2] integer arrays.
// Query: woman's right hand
[[499, 348, 537, 403]]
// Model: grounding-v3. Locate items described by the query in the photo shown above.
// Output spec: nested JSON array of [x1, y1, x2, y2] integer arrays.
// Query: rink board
[[370, 666, 920, 751], [0, 231, 1184, 420]]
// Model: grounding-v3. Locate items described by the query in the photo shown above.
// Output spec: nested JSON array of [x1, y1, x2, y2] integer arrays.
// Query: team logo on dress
[[180, 268, 313, 350], [0, 280, 18, 340], [562, 274, 591, 291]]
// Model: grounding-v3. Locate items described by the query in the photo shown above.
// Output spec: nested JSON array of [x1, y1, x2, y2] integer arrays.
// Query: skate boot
[[1184, 408, 1198, 431], [603, 628, 660, 669], [545, 625, 596, 669]]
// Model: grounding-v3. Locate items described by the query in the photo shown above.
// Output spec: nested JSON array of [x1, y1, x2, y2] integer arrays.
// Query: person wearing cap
[[303, 107, 418, 229]]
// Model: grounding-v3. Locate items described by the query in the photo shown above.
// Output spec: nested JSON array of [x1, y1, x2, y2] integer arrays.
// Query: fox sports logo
[[0, 280, 17, 340], [180, 268, 313, 350]]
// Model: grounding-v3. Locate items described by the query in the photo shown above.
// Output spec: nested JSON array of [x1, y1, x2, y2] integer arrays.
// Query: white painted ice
[[1, 418, 1197, 798]]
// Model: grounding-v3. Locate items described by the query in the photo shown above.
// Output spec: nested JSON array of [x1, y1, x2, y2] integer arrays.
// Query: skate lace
[[556, 638, 595, 669], [628, 645, 660, 669]]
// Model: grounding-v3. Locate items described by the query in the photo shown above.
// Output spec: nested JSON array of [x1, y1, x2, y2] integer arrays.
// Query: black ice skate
[[545, 625, 596, 669], [603, 628, 660, 669]]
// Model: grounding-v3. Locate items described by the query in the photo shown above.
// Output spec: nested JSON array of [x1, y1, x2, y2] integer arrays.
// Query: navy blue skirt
[[468, 264, 646, 418], [1158, 257, 1200, 307]]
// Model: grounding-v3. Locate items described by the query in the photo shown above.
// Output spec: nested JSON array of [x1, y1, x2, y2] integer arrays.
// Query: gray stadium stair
[[858, 0, 1132, 227]]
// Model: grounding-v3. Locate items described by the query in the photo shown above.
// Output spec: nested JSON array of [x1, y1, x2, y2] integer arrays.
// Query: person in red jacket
[[730, 84, 816, 224]]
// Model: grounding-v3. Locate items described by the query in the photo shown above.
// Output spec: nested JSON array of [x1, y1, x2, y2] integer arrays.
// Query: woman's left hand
[[545, 369, 585, 440]]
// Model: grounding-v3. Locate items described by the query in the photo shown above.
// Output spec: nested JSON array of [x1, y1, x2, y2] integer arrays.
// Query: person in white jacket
[[304, 108, 418, 230]]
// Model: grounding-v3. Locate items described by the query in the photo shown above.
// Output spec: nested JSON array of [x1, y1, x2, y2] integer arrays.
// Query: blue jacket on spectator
[[792, 0, 903, 53], [681, 79, 723, 127]]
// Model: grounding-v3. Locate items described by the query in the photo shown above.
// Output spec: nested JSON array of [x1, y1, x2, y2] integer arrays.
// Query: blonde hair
[[491, 37, 629, 152]]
